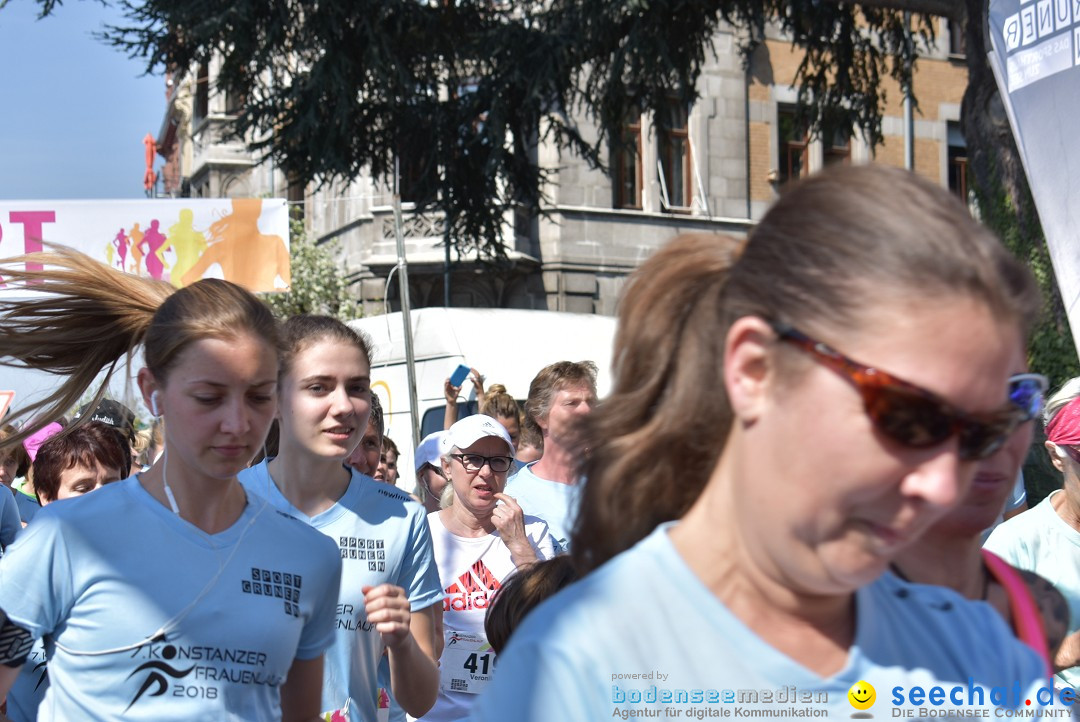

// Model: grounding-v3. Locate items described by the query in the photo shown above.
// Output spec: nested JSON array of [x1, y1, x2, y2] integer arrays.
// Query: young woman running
[[0, 246, 341, 721], [238, 315, 441, 722]]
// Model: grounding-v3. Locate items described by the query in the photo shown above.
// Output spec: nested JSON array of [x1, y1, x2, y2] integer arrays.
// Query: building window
[[823, 127, 851, 168], [777, 107, 808, 186], [614, 110, 642, 209], [194, 63, 210, 124], [225, 86, 245, 116], [948, 20, 966, 57], [287, 173, 306, 220], [947, 122, 968, 201], [657, 101, 692, 211], [395, 153, 426, 204]]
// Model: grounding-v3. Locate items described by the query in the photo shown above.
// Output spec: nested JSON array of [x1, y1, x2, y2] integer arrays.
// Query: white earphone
[[150, 391, 161, 417]]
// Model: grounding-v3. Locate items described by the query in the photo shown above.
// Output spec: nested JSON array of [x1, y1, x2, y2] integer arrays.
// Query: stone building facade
[[156, 19, 969, 317]]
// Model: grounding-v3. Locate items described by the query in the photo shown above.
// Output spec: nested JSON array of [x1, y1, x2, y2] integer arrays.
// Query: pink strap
[[981, 549, 1053, 679]]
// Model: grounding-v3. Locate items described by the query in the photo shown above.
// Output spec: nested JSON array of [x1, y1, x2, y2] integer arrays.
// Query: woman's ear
[[723, 316, 777, 424], [136, 368, 159, 417], [1046, 440, 1066, 473]]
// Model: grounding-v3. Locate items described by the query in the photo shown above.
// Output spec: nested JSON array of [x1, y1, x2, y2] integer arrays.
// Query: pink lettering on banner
[[9, 211, 55, 270], [0, 211, 56, 286]]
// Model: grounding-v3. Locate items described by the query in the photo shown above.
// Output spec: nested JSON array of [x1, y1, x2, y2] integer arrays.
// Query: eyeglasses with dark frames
[[771, 322, 1028, 461], [450, 453, 515, 474]]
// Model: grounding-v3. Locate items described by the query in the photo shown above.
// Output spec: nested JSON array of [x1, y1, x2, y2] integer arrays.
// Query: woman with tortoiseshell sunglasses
[[473, 164, 1052, 720]]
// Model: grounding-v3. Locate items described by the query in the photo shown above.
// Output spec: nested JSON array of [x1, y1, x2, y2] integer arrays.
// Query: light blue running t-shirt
[[471, 523, 1050, 721], [12, 488, 39, 526], [0, 476, 341, 722], [0, 483, 21, 551], [239, 462, 442, 722], [504, 462, 578, 552], [7, 634, 46, 722]]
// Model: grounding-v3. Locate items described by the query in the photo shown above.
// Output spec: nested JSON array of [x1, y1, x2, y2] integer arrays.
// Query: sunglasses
[[1007, 373, 1048, 422], [772, 322, 1028, 461], [450, 453, 515, 474]]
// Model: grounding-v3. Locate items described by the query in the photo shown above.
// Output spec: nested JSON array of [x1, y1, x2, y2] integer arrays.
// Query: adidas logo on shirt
[[444, 561, 501, 612]]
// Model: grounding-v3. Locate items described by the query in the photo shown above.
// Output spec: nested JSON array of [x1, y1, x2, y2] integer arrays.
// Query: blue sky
[[0, 0, 165, 199]]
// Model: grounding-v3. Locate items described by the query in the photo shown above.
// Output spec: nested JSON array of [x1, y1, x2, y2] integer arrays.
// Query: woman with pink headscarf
[[986, 377, 1080, 691]]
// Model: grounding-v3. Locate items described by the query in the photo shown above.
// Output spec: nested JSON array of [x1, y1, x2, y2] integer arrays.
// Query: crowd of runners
[[0, 164, 1078, 721]]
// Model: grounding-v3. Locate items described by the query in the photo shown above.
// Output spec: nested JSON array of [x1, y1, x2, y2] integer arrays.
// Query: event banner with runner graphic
[[0, 198, 290, 296], [988, 0, 1080, 357]]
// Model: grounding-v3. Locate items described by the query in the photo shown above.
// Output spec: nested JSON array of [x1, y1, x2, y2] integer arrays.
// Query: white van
[[349, 308, 616, 486]]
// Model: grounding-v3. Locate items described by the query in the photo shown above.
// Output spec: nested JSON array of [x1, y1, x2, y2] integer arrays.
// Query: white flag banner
[[988, 0, 1080, 357], [0, 198, 290, 297]]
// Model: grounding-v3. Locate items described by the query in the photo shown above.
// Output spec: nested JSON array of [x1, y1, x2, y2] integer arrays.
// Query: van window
[[420, 402, 480, 438]]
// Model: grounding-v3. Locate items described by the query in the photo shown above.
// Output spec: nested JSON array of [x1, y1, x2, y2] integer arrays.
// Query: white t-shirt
[[984, 490, 1080, 690], [472, 523, 1050, 721], [0, 476, 341, 721], [504, 462, 578, 552], [239, 462, 442, 722], [421, 510, 555, 722]]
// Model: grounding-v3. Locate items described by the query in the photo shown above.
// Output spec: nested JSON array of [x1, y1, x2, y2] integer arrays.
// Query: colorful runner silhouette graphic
[[159, 209, 207, 287], [112, 228, 129, 272], [128, 222, 144, 275], [138, 219, 169, 281], [181, 199, 290, 291]]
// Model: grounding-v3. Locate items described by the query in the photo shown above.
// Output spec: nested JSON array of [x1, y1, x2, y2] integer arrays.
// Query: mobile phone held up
[[449, 364, 471, 388]]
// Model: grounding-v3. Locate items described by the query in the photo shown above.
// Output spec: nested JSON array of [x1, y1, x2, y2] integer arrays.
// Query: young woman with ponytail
[[0, 247, 341, 721]]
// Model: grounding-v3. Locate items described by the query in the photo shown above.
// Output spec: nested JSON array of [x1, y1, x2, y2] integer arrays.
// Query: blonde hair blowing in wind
[[0, 244, 279, 450]]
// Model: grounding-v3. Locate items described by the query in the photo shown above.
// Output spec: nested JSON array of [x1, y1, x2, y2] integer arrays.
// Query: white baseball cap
[[443, 414, 515, 457], [414, 431, 448, 471]]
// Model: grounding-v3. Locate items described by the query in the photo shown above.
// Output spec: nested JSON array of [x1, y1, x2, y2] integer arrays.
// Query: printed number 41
[[463, 653, 492, 675]]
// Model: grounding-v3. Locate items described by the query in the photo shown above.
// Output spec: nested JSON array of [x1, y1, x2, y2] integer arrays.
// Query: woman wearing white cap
[[421, 415, 555, 722], [414, 430, 449, 515]]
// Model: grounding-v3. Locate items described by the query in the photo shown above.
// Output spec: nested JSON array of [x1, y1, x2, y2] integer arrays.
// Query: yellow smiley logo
[[848, 680, 876, 710]]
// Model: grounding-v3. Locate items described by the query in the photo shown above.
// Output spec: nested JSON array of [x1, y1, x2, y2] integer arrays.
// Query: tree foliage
[[96, 0, 936, 256], [57, 0, 1071, 376], [260, 216, 359, 321]]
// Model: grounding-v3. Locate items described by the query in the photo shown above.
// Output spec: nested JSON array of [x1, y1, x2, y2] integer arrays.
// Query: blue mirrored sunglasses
[[1008, 373, 1048, 422]]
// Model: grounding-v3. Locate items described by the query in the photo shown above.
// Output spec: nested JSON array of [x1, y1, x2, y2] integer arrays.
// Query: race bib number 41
[[440, 631, 496, 695]]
